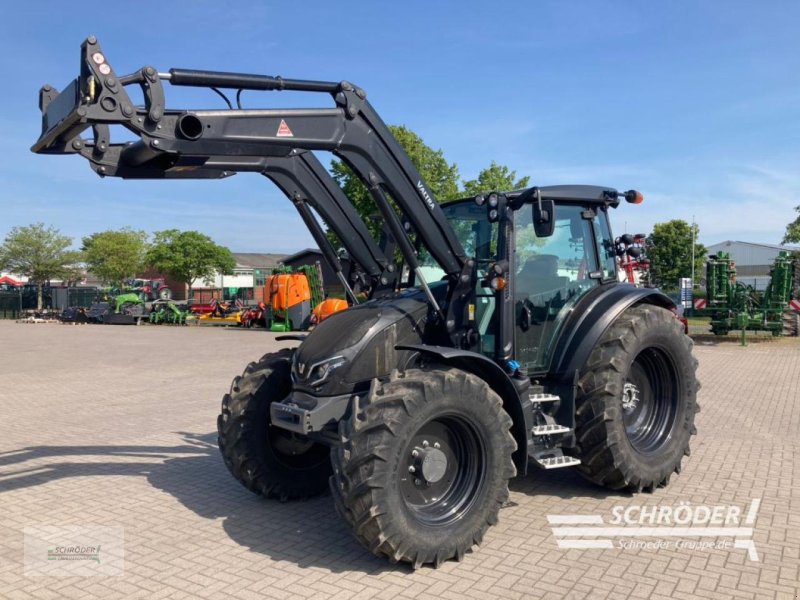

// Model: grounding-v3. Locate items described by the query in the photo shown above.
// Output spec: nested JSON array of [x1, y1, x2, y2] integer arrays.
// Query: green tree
[[82, 228, 149, 286], [146, 229, 236, 287], [646, 220, 707, 289], [782, 205, 800, 244], [0, 223, 82, 309], [330, 124, 461, 240], [462, 161, 530, 196]]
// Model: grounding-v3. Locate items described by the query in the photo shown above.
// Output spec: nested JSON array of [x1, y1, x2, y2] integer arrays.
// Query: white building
[[706, 241, 800, 291], [188, 252, 286, 301]]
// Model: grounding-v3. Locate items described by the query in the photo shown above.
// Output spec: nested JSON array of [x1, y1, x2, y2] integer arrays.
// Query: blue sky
[[1, 1, 798, 253]]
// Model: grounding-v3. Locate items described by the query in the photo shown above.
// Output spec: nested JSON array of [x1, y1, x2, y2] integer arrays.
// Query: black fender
[[396, 344, 531, 475], [548, 284, 676, 432]]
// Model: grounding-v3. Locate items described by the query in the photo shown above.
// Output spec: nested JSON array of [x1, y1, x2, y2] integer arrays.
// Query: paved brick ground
[[0, 321, 798, 599]]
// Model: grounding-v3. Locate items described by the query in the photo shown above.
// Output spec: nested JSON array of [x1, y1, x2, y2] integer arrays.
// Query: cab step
[[531, 450, 581, 469], [529, 393, 560, 404], [532, 424, 571, 436]]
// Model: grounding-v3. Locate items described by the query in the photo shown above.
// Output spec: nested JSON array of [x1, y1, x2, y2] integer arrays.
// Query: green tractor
[[102, 293, 146, 325]]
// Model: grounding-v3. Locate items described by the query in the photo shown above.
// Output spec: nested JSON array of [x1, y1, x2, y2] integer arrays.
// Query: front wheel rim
[[399, 415, 486, 527]]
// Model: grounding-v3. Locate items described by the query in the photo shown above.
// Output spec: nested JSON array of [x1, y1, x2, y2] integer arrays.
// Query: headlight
[[294, 355, 347, 387]]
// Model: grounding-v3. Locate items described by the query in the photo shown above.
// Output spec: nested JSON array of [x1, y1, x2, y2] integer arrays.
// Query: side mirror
[[533, 198, 556, 237]]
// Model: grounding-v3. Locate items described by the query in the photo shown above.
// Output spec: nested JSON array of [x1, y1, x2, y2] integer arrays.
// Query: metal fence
[[51, 287, 100, 309], [0, 291, 22, 319], [0, 287, 101, 318]]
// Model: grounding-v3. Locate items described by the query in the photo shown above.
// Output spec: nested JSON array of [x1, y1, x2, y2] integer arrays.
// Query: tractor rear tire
[[217, 348, 332, 500], [572, 304, 699, 492], [330, 367, 516, 568]]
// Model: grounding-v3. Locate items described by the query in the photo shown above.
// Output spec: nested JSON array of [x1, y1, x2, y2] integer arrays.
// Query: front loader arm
[[34, 36, 480, 344], [32, 37, 467, 278]]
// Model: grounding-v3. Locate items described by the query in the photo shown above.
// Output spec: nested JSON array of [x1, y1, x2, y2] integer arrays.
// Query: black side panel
[[292, 288, 434, 396]]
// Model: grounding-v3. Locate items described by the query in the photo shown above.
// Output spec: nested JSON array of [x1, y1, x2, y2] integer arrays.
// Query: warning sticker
[[276, 119, 294, 137]]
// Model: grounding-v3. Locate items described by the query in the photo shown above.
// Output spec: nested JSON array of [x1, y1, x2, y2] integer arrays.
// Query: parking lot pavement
[[0, 320, 798, 599]]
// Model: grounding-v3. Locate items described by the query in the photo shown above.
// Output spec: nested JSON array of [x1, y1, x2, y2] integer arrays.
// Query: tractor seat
[[517, 254, 568, 298]]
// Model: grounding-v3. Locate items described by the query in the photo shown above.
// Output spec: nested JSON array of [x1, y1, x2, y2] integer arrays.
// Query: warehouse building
[[706, 241, 800, 291], [188, 252, 286, 302]]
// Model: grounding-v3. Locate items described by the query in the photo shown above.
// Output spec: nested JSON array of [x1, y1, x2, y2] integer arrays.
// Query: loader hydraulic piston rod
[[293, 199, 359, 305], [368, 184, 444, 319], [166, 68, 341, 94], [187, 153, 396, 294]]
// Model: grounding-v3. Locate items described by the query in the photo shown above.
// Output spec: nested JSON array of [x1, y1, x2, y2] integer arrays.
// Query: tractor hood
[[291, 286, 442, 396]]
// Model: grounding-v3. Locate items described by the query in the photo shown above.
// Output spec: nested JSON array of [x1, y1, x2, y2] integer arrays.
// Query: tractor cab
[[419, 186, 628, 374]]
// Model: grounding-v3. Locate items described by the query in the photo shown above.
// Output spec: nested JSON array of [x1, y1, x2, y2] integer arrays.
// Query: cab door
[[513, 203, 600, 372]]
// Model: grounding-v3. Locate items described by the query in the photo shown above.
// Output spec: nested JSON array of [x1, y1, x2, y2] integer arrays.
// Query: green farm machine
[[704, 251, 799, 336], [148, 300, 193, 325]]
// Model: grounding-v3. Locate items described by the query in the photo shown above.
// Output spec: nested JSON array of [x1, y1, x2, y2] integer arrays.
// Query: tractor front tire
[[572, 304, 699, 492], [217, 348, 332, 500], [330, 367, 516, 568]]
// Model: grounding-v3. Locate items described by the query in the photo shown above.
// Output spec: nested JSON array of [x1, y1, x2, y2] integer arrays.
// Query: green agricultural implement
[[703, 251, 799, 336], [296, 263, 325, 309], [149, 300, 192, 325]]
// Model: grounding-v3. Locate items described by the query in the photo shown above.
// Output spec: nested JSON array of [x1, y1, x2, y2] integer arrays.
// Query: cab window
[[514, 204, 599, 371], [593, 208, 617, 280], [418, 201, 499, 356]]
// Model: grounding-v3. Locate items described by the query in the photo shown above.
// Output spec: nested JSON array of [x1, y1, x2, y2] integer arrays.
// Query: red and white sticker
[[693, 298, 707, 310], [790, 299, 800, 311], [276, 119, 294, 137]]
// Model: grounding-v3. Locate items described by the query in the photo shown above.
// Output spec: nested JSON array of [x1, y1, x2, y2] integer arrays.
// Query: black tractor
[[33, 38, 699, 568]]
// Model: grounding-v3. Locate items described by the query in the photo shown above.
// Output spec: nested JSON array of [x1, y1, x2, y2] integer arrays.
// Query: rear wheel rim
[[400, 415, 486, 527], [622, 347, 680, 455]]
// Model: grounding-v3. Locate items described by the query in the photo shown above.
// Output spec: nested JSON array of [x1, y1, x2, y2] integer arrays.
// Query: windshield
[[418, 200, 498, 282], [416, 200, 500, 356]]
